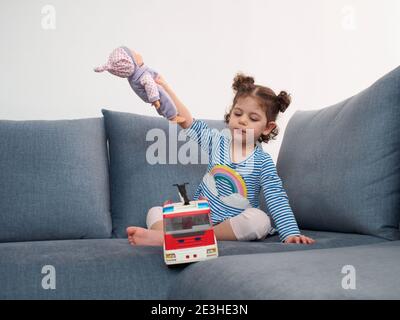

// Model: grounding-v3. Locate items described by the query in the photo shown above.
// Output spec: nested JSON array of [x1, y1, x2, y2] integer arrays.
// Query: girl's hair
[[224, 73, 291, 143]]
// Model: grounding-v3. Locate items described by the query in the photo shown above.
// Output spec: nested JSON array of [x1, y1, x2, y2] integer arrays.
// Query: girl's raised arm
[[155, 75, 193, 129]]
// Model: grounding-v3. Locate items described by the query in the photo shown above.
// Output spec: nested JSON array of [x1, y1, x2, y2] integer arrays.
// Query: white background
[[0, 0, 399, 161]]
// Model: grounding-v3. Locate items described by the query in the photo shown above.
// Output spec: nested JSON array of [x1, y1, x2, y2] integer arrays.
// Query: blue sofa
[[0, 66, 399, 300]]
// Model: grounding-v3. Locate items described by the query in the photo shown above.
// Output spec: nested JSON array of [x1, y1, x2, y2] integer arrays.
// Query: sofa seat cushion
[[277, 66, 400, 240], [0, 239, 180, 299], [0, 118, 112, 242], [168, 240, 400, 300], [217, 229, 386, 256], [0, 231, 386, 299]]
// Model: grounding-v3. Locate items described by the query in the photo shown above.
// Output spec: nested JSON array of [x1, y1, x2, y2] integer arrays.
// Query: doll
[[94, 46, 185, 123]]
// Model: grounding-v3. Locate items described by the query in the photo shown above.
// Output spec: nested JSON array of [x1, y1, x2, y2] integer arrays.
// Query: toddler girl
[[127, 73, 315, 245]]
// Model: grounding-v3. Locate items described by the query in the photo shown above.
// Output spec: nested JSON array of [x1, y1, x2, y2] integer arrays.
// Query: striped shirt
[[184, 119, 301, 242]]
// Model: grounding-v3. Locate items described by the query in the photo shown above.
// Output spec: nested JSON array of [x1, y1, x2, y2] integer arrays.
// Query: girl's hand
[[284, 235, 315, 244], [155, 74, 167, 88], [152, 100, 161, 109]]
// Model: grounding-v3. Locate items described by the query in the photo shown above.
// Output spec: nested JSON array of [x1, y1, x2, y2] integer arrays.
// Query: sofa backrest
[[0, 118, 112, 242], [277, 66, 400, 240], [102, 109, 234, 238]]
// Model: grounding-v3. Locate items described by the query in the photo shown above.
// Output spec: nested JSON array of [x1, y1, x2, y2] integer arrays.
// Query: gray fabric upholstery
[[217, 229, 386, 256], [0, 231, 384, 300], [0, 239, 180, 299], [277, 66, 400, 240], [0, 118, 112, 242], [102, 109, 226, 238], [168, 240, 400, 300]]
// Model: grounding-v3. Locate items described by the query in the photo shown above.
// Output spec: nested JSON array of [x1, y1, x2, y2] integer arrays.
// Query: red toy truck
[[162, 184, 218, 265]]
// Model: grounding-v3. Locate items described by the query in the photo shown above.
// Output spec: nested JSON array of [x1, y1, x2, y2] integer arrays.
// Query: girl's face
[[228, 96, 276, 146]]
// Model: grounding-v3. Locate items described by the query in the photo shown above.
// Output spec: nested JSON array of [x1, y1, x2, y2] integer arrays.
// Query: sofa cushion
[[168, 240, 400, 300], [277, 66, 400, 240], [216, 229, 386, 256], [102, 109, 227, 237], [0, 231, 385, 299], [0, 118, 112, 242], [0, 239, 179, 299]]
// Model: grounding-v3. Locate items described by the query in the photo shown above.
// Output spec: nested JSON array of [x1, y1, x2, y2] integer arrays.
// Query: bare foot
[[126, 226, 164, 246]]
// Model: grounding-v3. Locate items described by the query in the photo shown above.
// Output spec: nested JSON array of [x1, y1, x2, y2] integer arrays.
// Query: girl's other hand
[[284, 235, 315, 244]]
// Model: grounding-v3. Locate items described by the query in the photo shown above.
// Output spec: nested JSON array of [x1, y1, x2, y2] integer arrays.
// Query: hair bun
[[232, 73, 255, 92], [276, 91, 291, 113]]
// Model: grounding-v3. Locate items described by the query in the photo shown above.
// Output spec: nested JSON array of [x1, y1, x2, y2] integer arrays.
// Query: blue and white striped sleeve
[[184, 119, 223, 157], [260, 154, 301, 242], [193, 184, 202, 200]]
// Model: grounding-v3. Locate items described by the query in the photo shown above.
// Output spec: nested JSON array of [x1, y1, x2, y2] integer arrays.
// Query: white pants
[[146, 206, 272, 241]]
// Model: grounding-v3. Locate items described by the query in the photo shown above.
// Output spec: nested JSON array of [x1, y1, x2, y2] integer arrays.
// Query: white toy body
[[162, 199, 218, 265]]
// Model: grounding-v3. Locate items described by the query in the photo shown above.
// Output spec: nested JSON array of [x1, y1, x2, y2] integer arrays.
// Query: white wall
[[0, 0, 399, 161]]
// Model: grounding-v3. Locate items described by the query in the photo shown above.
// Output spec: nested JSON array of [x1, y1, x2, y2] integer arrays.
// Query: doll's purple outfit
[[94, 46, 178, 120], [122, 47, 178, 120]]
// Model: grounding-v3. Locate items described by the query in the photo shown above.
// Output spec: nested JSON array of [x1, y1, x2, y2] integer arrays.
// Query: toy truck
[[162, 183, 218, 265]]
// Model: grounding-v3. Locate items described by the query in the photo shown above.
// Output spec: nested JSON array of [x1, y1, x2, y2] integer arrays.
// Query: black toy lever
[[173, 183, 190, 205]]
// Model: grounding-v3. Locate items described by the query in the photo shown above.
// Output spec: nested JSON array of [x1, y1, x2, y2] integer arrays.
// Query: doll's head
[[224, 73, 291, 144], [94, 47, 143, 78]]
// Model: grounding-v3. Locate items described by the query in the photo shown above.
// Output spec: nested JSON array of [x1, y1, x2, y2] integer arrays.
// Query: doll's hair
[[224, 73, 291, 143]]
